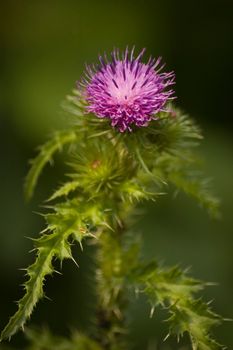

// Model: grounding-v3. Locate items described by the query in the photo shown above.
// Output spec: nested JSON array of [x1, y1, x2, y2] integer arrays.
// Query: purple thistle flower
[[79, 48, 175, 132]]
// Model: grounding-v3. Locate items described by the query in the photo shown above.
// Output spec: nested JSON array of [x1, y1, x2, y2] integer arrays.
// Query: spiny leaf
[[132, 264, 204, 305], [153, 152, 220, 218], [169, 172, 220, 218], [48, 180, 80, 201], [130, 262, 224, 350], [1, 240, 55, 340], [1, 235, 71, 341], [1, 199, 104, 340], [119, 179, 159, 203], [168, 299, 223, 350], [24, 130, 78, 201]]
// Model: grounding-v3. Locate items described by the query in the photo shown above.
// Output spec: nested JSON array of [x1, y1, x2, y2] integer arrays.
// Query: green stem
[[95, 229, 128, 350]]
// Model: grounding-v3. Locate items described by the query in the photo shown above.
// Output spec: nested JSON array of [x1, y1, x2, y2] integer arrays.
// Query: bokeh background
[[1, 0, 233, 348]]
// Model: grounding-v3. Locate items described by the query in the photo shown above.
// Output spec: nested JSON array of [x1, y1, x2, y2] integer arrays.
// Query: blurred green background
[[0, 0, 233, 348]]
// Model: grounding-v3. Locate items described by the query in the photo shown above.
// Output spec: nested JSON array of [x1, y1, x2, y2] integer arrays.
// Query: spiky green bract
[[1, 199, 106, 341], [26, 328, 104, 350], [130, 262, 224, 350]]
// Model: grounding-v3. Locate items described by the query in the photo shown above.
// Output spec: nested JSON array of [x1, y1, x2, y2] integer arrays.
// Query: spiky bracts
[[80, 48, 175, 132]]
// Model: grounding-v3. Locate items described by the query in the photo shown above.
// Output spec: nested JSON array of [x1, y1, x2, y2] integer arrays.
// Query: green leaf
[[1, 236, 58, 340], [119, 179, 159, 203], [24, 130, 78, 201], [1, 199, 104, 340], [48, 180, 80, 201], [130, 262, 224, 350], [153, 151, 220, 218], [169, 172, 220, 218], [168, 299, 223, 350]]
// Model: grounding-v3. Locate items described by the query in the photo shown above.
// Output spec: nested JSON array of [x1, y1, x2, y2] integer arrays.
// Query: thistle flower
[[80, 48, 175, 132]]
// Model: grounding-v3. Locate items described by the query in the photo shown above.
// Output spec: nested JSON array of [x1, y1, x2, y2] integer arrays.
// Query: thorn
[[44, 295, 53, 302], [205, 281, 218, 286], [113, 307, 122, 320], [163, 333, 170, 342], [135, 288, 140, 298], [223, 317, 233, 322], [24, 236, 36, 241], [183, 265, 192, 273], [29, 248, 37, 253], [87, 232, 98, 239], [79, 240, 83, 251], [150, 305, 155, 318], [32, 210, 45, 217], [71, 256, 79, 268], [40, 227, 50, 234], [102, 221, 114, 231]]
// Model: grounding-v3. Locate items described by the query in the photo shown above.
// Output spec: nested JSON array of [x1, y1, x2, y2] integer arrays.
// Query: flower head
[[80, 48, 175, 132]]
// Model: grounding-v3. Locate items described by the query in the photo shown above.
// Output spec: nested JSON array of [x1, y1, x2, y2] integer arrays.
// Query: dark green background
[[0, 1, 233, 348]]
